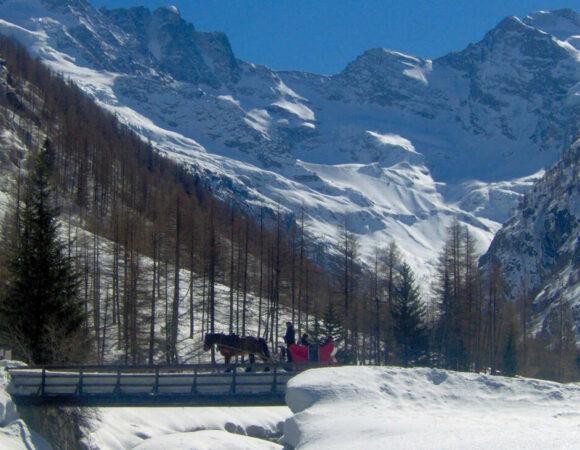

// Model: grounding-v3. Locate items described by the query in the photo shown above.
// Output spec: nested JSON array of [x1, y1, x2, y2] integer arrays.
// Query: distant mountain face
[[481, 139, 580, 337], [0, 0, 579, 286]]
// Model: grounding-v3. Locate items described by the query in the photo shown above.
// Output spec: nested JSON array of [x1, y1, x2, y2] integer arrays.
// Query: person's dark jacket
[[284, 324, 296, 346]]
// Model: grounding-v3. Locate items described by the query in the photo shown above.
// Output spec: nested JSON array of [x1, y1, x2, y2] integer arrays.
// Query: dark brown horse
[[203, 333, 271, 369]]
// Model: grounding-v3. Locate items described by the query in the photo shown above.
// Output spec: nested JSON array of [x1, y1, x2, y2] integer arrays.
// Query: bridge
[[7, 363, 303, 407]]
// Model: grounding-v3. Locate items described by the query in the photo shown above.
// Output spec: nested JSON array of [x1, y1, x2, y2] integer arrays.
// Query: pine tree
[[391, 262, 428, 367], [0, 140, 90, 364], [319, 300, 344, 344], [502, 328, 518, 377]]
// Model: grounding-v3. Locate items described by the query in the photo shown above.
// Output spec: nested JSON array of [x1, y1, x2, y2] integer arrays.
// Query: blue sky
[[90, 1, 576, 75]]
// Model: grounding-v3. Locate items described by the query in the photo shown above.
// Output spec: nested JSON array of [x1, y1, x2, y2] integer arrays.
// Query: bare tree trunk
[[148, 232, 158, 365], [274, 213, 281, 347], [189, 230, 195, 339], [92, 229, 101, 363], [170, 200, 181, 364], [101, 290, 110, 364], [228, 205, 235, 334], [258, 212, 264, 338], [208, 209, 217, 364], [241, 218, 249, 337]]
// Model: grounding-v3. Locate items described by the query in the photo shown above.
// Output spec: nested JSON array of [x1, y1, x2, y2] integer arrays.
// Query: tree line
[[0, 35, 576, 382], [327, 217, 578, 382], [0, 35, 331, 366]]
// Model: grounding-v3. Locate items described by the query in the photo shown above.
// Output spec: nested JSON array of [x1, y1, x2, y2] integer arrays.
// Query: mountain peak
[[41, 0, 95, 16], [341, 47, 426, 71], [42, 0, 88, 8], [155, 5, 180, 16], [99, 5, 238, 86], [152, 5, 183, 24], [335, 48, 432, 95], [439, 11, 572, 72], [524, 9, 580, 49], [494, 15, 526, 32]]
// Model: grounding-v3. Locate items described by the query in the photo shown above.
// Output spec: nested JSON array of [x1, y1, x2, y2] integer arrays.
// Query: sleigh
[[288, 342, 337, 364]]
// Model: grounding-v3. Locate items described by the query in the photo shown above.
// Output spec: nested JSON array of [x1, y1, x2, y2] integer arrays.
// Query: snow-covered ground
[[3, 362, 580, 448], [0, 361, 49, 450], [83, 406, 290, 449], [284, 366, 580, 449]]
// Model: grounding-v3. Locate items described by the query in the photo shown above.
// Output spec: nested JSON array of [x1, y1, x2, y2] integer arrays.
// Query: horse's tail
[[260, 338, 271, 359]]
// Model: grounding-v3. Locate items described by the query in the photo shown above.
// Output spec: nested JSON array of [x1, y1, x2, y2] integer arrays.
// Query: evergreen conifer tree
[[0, 140, 90, 364], [391, 262, 428, 367], [319, 300, 344, 344], [502, 328, 518, 377]]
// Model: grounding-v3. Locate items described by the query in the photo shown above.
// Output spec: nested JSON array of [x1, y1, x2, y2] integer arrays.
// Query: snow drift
[[284, 366, 580, 449]]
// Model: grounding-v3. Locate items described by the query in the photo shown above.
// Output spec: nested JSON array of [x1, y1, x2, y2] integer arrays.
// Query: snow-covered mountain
[[481, 138, 580, 336], [0, 0, 579, 286]]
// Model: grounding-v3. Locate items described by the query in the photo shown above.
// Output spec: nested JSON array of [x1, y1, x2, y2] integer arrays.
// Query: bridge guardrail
[[5, 363, 328, 406]]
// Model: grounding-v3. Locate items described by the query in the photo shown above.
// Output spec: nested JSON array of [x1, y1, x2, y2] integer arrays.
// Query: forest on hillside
[[0, 36, 577, 382]]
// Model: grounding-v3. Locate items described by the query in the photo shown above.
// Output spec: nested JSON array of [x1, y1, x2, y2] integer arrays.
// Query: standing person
[[284, 322, 296, 362]]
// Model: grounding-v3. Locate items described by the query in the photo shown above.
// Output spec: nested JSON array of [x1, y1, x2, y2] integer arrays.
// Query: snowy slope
[[284, 366, 580, 449], [0, 1, 578, 287]]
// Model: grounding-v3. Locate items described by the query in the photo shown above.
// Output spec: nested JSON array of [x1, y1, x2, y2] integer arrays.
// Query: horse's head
[[204, 333, 225, 351], [203, 333, 213, 351]]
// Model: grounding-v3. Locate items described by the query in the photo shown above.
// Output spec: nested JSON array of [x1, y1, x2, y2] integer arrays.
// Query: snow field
[[284, 366, 580, 449], [131, 430, 282, 450], [83, 406, 290, 449]]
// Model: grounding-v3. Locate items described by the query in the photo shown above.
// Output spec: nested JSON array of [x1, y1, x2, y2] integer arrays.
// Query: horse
[[203, 333, 271, 371]]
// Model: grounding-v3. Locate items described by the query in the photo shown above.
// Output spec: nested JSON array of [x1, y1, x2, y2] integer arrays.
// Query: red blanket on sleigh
[[288, 342, 336, 363]]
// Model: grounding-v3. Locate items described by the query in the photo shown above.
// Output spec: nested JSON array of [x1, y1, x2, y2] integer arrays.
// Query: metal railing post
[[78, 367, 83, 396], [231, 366, 237, 394], [40, 368, 46, 397], [153, 366, 159, 395], [191, 367, 198, 394], [271, 366, 278, 393], [114, 367, 121, 394]]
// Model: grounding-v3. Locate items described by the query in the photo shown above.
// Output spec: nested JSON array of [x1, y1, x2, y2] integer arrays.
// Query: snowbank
[[0, 361, 50, 449], [131, 429, 281, 450], [84, 406, 291, 449], [284, 366, 580, 449]]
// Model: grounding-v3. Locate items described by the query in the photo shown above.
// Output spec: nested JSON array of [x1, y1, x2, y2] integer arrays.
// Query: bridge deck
[[7, 363, 304, 407]]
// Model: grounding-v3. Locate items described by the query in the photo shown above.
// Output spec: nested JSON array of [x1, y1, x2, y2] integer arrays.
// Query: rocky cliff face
[[0, 1, 579, 288], [101, 5, 240, 87], [436, 15, 579, 178], [481, 140, 580, 336]]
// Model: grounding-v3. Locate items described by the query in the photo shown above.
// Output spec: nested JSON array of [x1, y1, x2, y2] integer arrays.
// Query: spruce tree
[[319, 300, 344, 344], [391, 262, 428, 367], [502, 328, 518, 377], [0, 140, 89, 364]]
